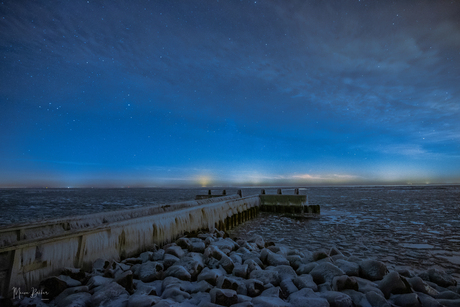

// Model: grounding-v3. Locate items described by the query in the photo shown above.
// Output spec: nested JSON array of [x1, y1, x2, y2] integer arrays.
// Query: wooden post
[[261, 189, 265, 194], [277, 188, 282, 195], [208, 190, 211, 196], [237, 190, 242, 197], [222, 190, 226, 196], [295, 188, 299, 195]]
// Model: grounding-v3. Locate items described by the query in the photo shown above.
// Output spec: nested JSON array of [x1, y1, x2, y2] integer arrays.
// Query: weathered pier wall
[[0, 194, 259, 298], [259, 188, 320, 214]]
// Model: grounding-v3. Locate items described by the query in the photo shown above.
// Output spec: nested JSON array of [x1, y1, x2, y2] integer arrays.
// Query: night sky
[[1, 0, 460, 188]]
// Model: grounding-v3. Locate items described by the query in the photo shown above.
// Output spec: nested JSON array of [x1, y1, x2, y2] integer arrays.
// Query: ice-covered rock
[[61, 267, 86, 282], [91, 282, 129, 307], [309, 262, 345, 285], [389, 293, 422, 307], [245, 259, 263, 274], [437, 298, 460, 307], [163, 253, 180, 269], [245, 278, 265, 297], [127, 294, 161, 307], [165, 245, 185, 259], [151, 249, 165, 261], [52, 286, 89, 307], [286, 254, 303, 270], [260, 248, 290, 266], [435, 290, 460, 300], [359, 260, 388, 281], [54, 292, 91, 307], [408, 276, 439, 296], [189, 240, 206, 253], [197, 267, 225, 286], [248, 234, 265, 249], [332, 275, 358, 292], [139, 251, 154, 263], [39, 276, 68, 300], [334, 259, 360, 276], [427, 268, 458, 288], [313, 250, 329, 261], [296, 262, 318, 275], [319, 290, 354, 307], [115, 270, 134, 293], [293, 274, 318, 291], [341, 289, 372, 307], [233, 263, 249, 279], [57, 275, 81, 287], [210, 288, 238, 306], [86, 275, 113, 289], [249, 269, 280, 286], [354, 276, 385, 296], [180, 252, 205, 279], [365, 291, 390, 307], [163, 264, 192, 281], [252, 295, 291, 307], [378, 271, 412, 298], [416, 292, 444, 307], [288, 288, 329, 307], [161, 286, 191, 302], [280, 278, 299, 296], [138, 261, 163, 282], [269, 265, 297, 281], [218, 254, 235, 274]]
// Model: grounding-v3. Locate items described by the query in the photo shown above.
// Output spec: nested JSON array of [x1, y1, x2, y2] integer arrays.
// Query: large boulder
[[359, 260, 388, 281], [378, 271, 412, 298], [319, 291, 354, 307], [249, 269, 280, 286], [39, 276, 68, 300], [165, 245, 185, 259], [408, 276, 439, 296], [296, 262, 318, 275], [269, 265, 297, 281], [252, 296, 291, 307], [245, 278, 265, 297], [332, 275, 358, 292], [365, 291, 390, 307], [197, 267, 225, 286], [180, 252, 205, 279], [293, 274, 318, 292], [288, 288, 329, 307], [91, 282, 129, 307], [310, 262, 345, 285], [127, 294, 161, 307], [233, 264, 249, 279], [162, 265, 191, 281], [334, 259, 360, 276], [427, 268, 457, 288], [389, 293, 422, 307], [138, 261, 163, 282], [210, 288, 238, 306], [280, 278, 299, 296]]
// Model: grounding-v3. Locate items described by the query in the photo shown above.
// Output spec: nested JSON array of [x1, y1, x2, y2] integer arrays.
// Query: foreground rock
[[11, 229, 460, 307]]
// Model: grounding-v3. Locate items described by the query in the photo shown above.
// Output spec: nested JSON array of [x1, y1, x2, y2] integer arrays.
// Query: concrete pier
[[0, 194, 258, 298], [0, 189, 319, 298]]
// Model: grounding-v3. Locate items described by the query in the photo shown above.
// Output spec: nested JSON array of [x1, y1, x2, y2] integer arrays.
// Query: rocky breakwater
[[11, 230, 460, 307]]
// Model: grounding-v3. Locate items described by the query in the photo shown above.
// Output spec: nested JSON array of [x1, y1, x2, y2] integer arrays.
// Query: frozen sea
[[1, 185, 459, 280]]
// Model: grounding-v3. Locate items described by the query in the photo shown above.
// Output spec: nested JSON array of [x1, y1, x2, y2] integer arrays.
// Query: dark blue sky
[[1, 0, 459, 187]]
